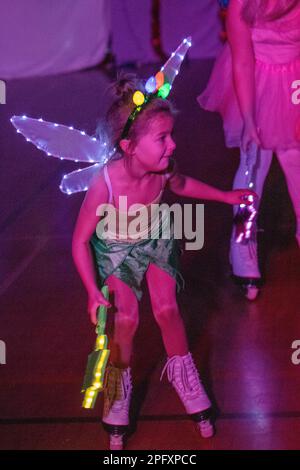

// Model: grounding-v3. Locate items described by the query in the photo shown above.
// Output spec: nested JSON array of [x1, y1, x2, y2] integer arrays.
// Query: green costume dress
[[90, 164, 184, 300]]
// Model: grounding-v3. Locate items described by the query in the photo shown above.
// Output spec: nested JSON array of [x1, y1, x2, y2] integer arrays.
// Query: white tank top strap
[[104, 165, 166, 206], [103, 165, 113, 204]]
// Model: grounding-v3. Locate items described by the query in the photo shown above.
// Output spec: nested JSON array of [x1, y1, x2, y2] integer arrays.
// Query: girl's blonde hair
[[96, 73, 176, 152], [242, 0, 299, 26]]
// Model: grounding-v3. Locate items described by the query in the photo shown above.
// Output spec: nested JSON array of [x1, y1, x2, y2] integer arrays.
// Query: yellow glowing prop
[[81, 285, 110, 409]]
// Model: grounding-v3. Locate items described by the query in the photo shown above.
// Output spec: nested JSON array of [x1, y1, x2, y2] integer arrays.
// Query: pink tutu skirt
[[198, 18, 300, 151]]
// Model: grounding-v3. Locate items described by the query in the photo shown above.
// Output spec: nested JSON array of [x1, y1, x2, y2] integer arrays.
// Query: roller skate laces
[[161, 353, 214, 438]]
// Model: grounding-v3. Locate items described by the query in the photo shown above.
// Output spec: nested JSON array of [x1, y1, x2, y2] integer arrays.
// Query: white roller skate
[[161, 352, 214, 438], [102, 365, 132, 450], [230, 142, 263, 300], [230, 237, 262, 301]]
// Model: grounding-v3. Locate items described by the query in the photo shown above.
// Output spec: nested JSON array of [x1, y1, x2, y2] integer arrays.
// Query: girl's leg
[[232, 148, 273, 212], [102, 275, 139, 449], [145, 263, 188, 357], [230, 148, 273, 298], [146, 263, 213, 438], [276, 148, 300, 247], [105, 274, 139, 368]]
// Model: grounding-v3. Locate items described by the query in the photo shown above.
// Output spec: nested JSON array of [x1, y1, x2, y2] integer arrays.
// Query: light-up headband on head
[[120, 36, 192, 140]]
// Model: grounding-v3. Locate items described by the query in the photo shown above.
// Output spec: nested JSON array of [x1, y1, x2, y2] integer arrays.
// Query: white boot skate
[[230, 237, 262, 300], [161, 352, 214, 438], [102, 365, 132, 450]]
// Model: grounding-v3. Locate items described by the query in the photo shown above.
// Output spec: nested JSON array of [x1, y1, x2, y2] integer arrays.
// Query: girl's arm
[[226, 0, 261, 151], [166, 162, 255, 204], [72, 172, 111, 323]]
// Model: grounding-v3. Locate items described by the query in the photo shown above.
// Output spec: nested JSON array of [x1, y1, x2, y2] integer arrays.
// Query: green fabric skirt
[[90, 223, 185, 301]]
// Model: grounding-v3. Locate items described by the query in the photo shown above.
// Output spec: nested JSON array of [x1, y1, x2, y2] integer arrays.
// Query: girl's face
[[130, 113, 176, 172]]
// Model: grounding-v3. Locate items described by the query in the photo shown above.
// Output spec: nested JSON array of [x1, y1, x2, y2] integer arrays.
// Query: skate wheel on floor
[[231, 274, 261, 301], [110, 433, 124, 450], [244, 286, 259, 301], [197, 419, 214, 439]]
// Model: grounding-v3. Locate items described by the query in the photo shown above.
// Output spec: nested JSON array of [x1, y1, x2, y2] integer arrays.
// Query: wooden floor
[[1, 60, 300, 450]]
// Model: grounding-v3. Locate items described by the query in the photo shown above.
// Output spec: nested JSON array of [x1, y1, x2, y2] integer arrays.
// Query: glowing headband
[[121, 37, 192, 140]]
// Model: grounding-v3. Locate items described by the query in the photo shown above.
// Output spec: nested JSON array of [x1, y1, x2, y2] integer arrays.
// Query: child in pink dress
[[198, 0, 300, 299]]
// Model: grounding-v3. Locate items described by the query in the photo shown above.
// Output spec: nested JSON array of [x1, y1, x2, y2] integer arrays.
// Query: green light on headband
[[157, 83, 171, 99]]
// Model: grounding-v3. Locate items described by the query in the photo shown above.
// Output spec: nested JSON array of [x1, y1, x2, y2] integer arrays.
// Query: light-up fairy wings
[[10, 37, 192, 195], [10, 115, 115, 194]]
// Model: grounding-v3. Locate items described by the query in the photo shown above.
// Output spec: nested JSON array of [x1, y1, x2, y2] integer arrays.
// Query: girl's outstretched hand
[[87, 288, 111, 325], [224, 189, 257, 206]]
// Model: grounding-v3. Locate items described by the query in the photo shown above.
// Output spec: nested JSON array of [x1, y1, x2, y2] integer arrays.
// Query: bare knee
[[152, 301, 181, 327], [114, 309, 139, 337]]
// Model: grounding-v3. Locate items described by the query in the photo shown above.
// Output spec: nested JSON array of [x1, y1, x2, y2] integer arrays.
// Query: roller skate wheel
[[197, 419, 214, 438], [110, 433, 123, 450], [245, 286, 259, 301]]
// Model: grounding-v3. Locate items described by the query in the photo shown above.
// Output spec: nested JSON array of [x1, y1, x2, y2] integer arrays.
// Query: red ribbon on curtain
[[219, 7, 228, 42], [151, 0, 167, 61]]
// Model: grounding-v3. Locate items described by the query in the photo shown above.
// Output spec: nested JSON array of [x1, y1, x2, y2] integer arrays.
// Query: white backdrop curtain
[[0, 0, 220, 79], [0, 0, 110, 79], [111, 0, 222, 64]]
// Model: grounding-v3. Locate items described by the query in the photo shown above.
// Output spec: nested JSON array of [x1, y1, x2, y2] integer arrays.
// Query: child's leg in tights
[[232, 147, 273, 215], [146, 263, 213, 437], [276, 147, 300, 247], [230, 148, 273, 283]]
